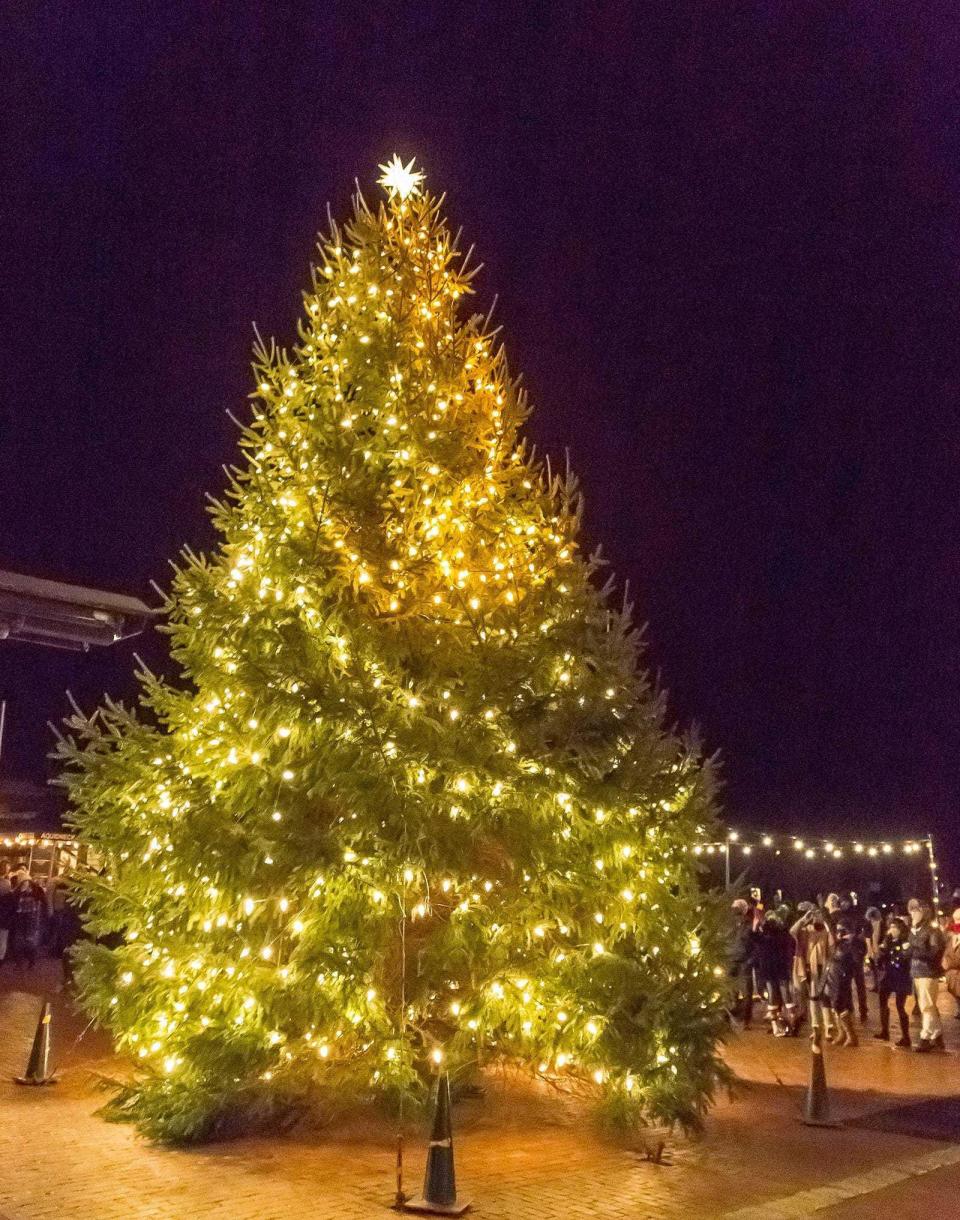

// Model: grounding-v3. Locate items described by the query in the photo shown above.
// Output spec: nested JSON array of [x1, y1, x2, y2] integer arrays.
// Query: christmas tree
[[58, 156, 728, 1143]]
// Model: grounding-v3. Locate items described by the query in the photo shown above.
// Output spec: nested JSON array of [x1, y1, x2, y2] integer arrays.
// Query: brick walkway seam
[[722, 1144, 960, 1218]]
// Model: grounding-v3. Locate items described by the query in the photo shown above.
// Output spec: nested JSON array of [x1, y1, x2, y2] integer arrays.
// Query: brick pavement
[[0, 962, 958, 1219]]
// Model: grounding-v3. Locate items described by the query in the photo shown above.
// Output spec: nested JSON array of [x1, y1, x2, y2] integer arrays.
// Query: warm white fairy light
[[699, 831, 932, 856]]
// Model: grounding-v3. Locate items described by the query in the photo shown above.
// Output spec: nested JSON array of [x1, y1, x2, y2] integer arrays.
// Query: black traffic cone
[[403, 1072, 471, 1215], [800, 1026, 838, 1127], [15, 999, 58, 1086]]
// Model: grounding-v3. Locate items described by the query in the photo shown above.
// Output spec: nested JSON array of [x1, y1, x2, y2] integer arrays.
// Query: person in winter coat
[[823, 893, 842, 930], [864, 906, 884, 990], [823, 918, 860, 1047], [789, 902, 816, 1021], [909, 901, 946, 1052], [793, 906, 835, 1040], [45, 879, 72, 956], [873, 918, 912, 1046], [727, 899, 759, 1027], [940, 907, 960, 1022], [850, 919, 870, 1024], [754, 912, 797, 1036], [836, 896, 870, 1022], [10, 878, 44, 968]]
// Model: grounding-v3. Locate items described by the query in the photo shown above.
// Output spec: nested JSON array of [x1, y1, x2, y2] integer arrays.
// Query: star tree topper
[[377, 154, 424, 201]]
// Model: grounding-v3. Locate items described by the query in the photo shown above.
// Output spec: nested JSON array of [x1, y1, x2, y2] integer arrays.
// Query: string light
[[697, 829, 939, 906], [697, 831, 935, 858]]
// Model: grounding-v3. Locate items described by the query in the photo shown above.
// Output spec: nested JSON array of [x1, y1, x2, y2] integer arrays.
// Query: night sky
[[3, 3, 959, 872]]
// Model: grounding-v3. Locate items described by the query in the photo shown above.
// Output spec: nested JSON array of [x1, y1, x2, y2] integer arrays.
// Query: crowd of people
[[0, 862, 78, 969], [728, 890, 960, 1052]]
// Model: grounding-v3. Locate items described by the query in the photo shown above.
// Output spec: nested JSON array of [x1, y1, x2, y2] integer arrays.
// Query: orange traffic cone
[[402, 1072, 471, 1215], [14, 999, 58, 1086], [800, 1026, 838, 1127]]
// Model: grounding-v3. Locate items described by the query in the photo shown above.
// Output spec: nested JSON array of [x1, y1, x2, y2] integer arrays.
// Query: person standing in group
[[790, 901, 818, 1028], [727, 899, 759, 1028], [824, 917, 860, 1046], [836, 895, 869, 1024], [941, 906, 960, 1023], [909, 900, 946, 1052], [754, 911, 797, 1036], [46, 878, 71, 955], [794, 905, 835, 1042], [864, 906, 884, 991], [10, 876, 43, 968], [873, 917, 912, 1047]]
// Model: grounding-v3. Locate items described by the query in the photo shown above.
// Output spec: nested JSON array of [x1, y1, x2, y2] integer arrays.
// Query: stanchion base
[[14, 1076, 58, 1087], [399, 1197, 471, 1216], [799, 1117, 840, 1129]]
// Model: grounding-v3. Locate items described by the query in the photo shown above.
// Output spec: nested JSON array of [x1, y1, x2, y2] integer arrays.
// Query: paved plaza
[[0, 963, 958, 1219]]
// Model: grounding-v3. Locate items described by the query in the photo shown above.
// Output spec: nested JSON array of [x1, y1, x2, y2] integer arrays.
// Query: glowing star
[[378, 154, 424, 201]]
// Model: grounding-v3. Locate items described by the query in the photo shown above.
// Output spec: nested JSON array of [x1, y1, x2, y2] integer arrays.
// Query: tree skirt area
[[0, 968, 959, 1219]]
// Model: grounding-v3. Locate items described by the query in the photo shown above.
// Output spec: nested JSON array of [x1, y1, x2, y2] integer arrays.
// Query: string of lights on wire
[[696, 831, 941, 901], [700, 831, 935, 864]]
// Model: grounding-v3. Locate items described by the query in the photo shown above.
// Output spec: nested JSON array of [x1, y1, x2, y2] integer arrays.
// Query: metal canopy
[[0, 568, 158, 650]]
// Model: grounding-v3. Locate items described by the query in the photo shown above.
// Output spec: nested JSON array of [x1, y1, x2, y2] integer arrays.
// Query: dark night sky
[[2, 3, 959, 868]]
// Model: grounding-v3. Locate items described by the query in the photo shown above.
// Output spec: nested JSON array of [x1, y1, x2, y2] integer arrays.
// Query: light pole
[[926, 834, 940, 907]]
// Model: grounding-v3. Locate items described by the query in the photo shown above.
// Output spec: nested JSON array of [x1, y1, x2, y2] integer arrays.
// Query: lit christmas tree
[[58, 156, 728, 1143]]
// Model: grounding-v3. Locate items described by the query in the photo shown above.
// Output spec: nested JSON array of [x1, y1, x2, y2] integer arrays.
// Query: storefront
[[0, 831, 97, 878]]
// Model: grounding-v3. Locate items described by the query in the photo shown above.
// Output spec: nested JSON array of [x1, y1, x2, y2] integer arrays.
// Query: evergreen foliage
[[57, 158, 729, 1143]]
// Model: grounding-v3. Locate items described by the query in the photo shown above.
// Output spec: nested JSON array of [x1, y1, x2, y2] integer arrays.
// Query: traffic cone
[[14, 999, 58, 1086], [800, 1027, 838, 1127], [402, 1072, 471, 1215]]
